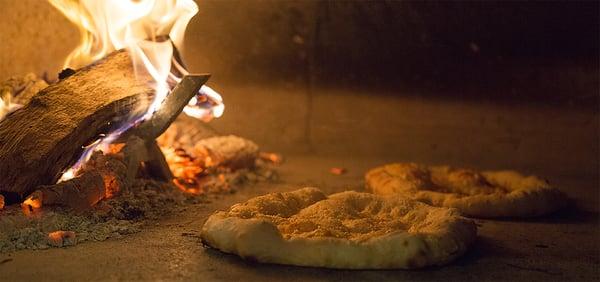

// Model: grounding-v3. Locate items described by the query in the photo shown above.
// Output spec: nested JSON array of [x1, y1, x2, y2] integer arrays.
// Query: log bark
[[0, 50, 154, 198]]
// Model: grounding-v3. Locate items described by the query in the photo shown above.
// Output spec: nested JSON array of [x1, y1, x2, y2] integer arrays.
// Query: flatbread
[[201, 187, 477, 269], [365, 163, 566, 218]]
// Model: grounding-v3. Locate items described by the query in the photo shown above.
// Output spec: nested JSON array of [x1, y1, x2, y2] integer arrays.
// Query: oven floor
[[1, 154, 598, 281]]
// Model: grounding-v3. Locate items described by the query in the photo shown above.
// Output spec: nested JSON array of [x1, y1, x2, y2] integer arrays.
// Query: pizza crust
[[365, 163, 567, 218], [201, 187, 477, 269]]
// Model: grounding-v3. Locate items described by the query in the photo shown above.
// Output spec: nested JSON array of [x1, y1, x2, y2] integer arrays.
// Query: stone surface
[[0, 153, 597, 281]]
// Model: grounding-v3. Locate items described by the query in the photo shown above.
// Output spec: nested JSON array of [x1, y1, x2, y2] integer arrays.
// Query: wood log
[[21, 137, 151, 212], [23, 171, 105, 213], [0, 50, 154, 199], [116, 75, 210, 181], [118, 75, 209, 141], [144, 140, 174, 181]]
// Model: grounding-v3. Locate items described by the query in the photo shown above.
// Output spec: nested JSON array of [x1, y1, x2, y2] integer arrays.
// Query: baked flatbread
[[365, 163, 566, 218], [201, 187, 477, 269]]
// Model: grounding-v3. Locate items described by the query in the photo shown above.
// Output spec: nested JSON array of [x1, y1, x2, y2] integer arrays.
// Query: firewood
[[0, 50, 154, 198], [195, 135, 259, 170], [80, 151, 129, 198], [23, 171, 105, 213], [118, 74, 209, 141], [20, 136, 159, 213], [144, 140, 174, 181], [121, 136, 149, 182]]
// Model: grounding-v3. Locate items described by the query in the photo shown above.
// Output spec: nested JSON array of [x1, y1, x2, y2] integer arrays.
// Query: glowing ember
[[49, 0, 225, 181], [21, 192, 43, 216], [48, 231, 77, 247], [162, 146, 211, 194], [259, 152, 283, 164], [329, 167, 347, 175]]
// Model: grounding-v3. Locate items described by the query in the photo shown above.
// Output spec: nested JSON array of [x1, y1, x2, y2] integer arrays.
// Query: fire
[[161, 145, 212, 194], [49, 0, 225, 181], [259, 152, 283, 164], [0, 88, 22, 121]]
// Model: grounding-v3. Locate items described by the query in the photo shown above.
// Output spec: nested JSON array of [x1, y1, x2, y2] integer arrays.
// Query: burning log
[[145, 141, 174, 181], [20, 134, 176, 212], [117, 75, 209, 141], [23, 171, 105, 213], [79, 151, 129, 199], [0, 50, 155, 199], [21, 149, 129, 213]]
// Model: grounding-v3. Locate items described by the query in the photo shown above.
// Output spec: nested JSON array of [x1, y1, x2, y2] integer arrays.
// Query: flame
[[161, 145, 209, 194], [49, 0, 224, 181], [0, 89, 22, 121]]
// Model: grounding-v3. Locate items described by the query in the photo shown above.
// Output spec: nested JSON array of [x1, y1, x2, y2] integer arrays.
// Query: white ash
[[196, 135, 259, 170], [157, 114, 218, 152], [0, 163, 277, 253], [0, 73, 48, 106]]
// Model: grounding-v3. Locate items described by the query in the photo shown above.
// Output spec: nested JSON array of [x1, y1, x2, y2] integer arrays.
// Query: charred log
[[23, 171, 105, 213], [21, 139, 139, 212]]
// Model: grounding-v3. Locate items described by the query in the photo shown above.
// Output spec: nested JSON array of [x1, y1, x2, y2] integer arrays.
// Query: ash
[[0, 164, 277, 253]]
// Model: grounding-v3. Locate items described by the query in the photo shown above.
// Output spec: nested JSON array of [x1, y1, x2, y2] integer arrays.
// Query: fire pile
[[159, 128, 259, 194], [0, 0, 279, 251]]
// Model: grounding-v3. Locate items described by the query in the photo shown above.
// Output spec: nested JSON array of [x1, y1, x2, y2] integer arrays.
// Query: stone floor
[[0, 153, 598, 281]]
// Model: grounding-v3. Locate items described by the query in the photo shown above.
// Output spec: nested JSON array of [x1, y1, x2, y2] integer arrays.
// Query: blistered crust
[[201, 187, 477, 269], [365, 163, 567, 218]]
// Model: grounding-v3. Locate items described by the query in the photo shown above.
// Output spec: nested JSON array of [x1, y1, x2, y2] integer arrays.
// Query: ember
[[259, 152, 284, 165], [47, 231, 76, 247], [329, 167, 347, 175], [161, 135, 260, 194], [21, 196, 42, 216]]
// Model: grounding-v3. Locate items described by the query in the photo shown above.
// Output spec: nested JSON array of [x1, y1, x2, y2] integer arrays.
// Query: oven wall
[[0, 0, 597, 179]]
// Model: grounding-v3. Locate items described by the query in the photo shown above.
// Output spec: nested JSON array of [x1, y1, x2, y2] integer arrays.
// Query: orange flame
[[0, 89, 22, 121], [21, 192, 43, 216]]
